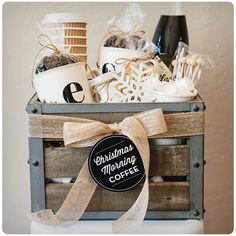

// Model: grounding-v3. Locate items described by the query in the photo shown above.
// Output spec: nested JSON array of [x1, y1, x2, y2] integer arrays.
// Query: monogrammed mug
[[98, 47, 146, 74], [33, 62, 95, 103]]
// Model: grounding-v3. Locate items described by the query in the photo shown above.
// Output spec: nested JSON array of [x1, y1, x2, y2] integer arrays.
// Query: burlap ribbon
[[28, 109, 167, 233]]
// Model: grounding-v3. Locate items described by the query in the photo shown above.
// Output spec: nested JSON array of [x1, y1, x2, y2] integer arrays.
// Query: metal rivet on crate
[[31, 107, 38, 113], [193, 209, 200, 216], [193, 162, 200, 168], [32, 160, 39, 166], [193, 105, 199, 112]]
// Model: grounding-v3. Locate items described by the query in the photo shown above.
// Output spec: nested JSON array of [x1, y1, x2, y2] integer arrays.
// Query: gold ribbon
[[28, 109, 167, 233]]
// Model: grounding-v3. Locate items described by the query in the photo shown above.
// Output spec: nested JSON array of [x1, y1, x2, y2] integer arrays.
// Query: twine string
[[108, 25, 145, 38], [93, 52, 156, 102], [32, 34, 95, 89], [115, 52, 155, 72], [92, 79, 113, 103], [96, 25, 146, 69], [37, 33, 61, 54]]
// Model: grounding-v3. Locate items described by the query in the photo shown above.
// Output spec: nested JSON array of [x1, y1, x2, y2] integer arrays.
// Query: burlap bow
[[28, 109, 167, 233]]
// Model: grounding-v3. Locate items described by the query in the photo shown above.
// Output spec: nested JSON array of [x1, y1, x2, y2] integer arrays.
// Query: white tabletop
[[31, 220, 204, 234]]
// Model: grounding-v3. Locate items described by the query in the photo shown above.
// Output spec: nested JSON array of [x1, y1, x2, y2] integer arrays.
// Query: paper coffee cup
[[64, 22, 87, 28], [64, 29, 87, 37], [41, 13, 88, 61], [70, 46, 87, 54], [79, 55, 87, 62], [73, 54, 87, 62], [64, 37, 87, 45], [41, 13, 87, 27]]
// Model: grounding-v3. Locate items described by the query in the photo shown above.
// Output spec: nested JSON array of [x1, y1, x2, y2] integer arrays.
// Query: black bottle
[[152, 15, 189, 67]]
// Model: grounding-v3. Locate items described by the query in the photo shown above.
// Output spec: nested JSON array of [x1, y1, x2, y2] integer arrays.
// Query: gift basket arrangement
[[27, 4, 214, 234], [32, 5, 214, 105]]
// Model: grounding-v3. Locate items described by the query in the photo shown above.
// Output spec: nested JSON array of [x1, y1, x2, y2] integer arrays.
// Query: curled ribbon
[[28, 109, 167, 233]]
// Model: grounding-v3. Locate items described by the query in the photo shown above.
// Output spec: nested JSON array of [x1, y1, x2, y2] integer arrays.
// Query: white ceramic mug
[[33, 62, 95, 103], [98, 47, 146, 74]]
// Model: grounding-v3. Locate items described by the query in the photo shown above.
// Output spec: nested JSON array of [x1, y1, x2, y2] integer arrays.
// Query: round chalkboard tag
[[88, 135, 146, 192]]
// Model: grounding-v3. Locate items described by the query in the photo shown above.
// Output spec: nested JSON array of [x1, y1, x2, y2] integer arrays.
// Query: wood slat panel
[[46, 182, 189, 212], [28, 112, 204, 139], [155, 112, 204, 138], [45, 145, 189, 178], [152, 145, 189, 176]]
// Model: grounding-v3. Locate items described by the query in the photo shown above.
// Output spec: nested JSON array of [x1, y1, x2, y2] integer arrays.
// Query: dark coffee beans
[[35, 53, 78, 74], [104, 35, 146, 50]]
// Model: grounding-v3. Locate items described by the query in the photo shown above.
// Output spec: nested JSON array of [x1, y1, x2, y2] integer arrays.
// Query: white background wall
[[2, 2, 233, 234]]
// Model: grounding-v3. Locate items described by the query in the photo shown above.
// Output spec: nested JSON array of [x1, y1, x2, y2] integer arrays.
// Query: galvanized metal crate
[[26, 94, 205, 220]]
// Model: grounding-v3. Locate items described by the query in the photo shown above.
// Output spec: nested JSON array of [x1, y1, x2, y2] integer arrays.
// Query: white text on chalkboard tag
[[88, 135, 145, 192]]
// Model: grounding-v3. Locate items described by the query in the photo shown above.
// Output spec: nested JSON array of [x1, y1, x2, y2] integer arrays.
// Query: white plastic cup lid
[[41, 13, 87, 24]]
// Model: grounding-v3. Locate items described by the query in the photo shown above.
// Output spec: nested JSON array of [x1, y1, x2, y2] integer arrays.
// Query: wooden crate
[[26, 94, 205, 220]]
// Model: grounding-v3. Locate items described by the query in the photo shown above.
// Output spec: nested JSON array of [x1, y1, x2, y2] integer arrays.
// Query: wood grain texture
[[46, 182, 189, 212], [44, 145, 189, 178], [154, 112, 205, 138], [152, 145, 189, 176], [28, 112, 204, 138]]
